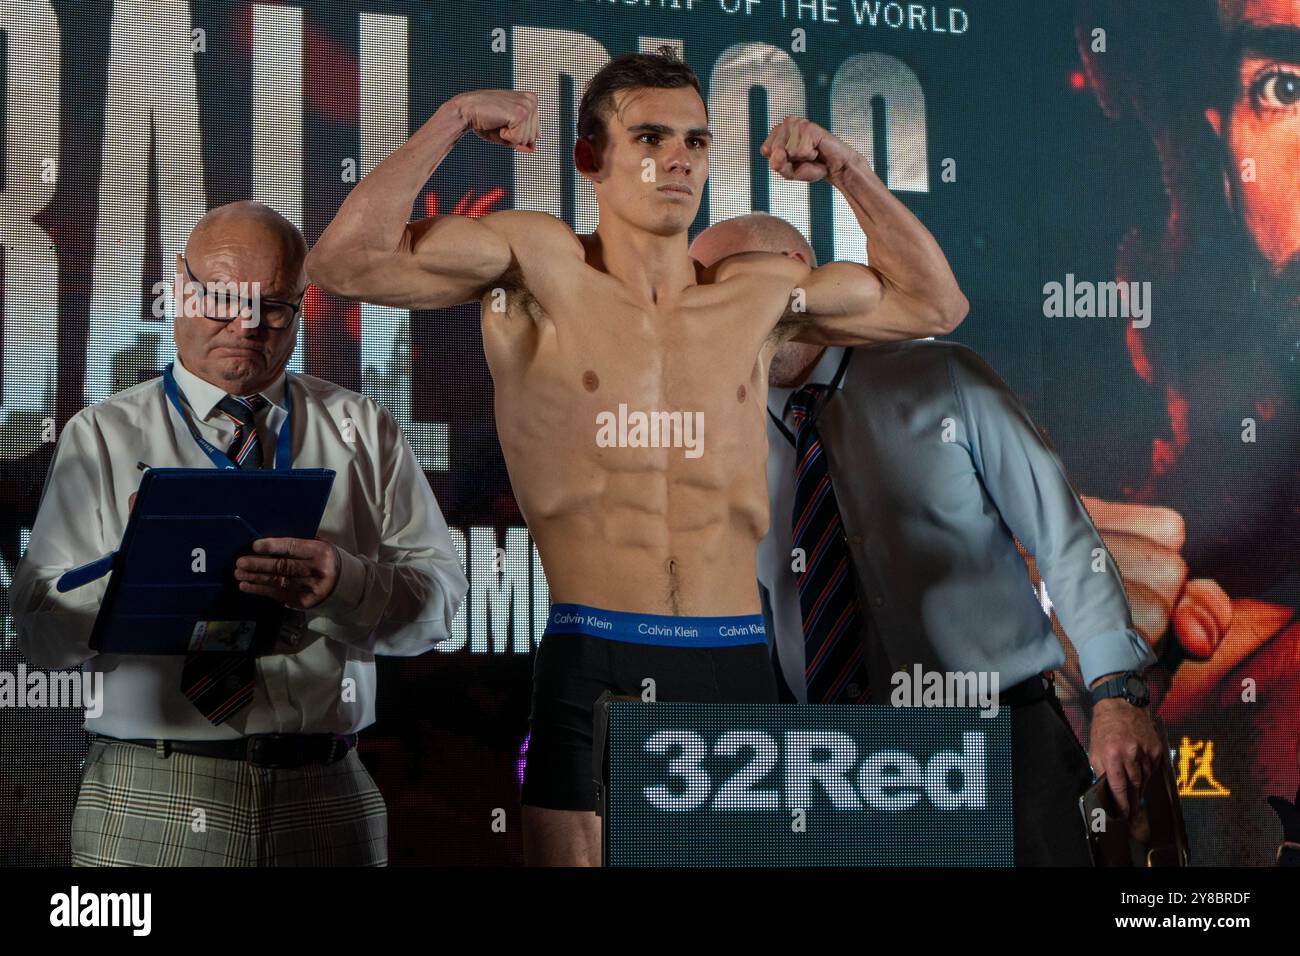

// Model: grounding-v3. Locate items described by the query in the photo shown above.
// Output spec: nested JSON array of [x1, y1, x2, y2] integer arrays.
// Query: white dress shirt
[[757, 347, 847, 703], [12, 354, 468, 740]]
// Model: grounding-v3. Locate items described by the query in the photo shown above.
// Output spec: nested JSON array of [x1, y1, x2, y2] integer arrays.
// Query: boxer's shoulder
[[478, 211, 588, 307], [479, 209, 582, 259], [691, 252, 806, 322], [702, 250, 805, 287]]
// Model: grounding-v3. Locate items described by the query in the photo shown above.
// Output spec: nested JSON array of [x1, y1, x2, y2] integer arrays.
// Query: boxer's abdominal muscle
[[484, 277, 779, 617]]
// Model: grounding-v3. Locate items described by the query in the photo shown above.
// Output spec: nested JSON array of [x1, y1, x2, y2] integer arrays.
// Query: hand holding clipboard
[[60, 467, 336, 656]]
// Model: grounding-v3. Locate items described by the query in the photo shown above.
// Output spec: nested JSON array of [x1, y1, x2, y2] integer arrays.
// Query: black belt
[[95, 733, 359, 768], [998, 672, 1054, 708]]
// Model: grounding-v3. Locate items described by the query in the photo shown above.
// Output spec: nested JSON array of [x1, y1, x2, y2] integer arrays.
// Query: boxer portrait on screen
[[1067, 0, 1300, 861]]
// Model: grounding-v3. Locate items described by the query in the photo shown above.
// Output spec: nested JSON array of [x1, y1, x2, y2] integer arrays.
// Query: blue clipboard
[[60, 467, 335, 655]]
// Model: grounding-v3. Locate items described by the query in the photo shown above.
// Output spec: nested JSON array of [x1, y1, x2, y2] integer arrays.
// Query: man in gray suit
[[691, 213, 1164, 865]]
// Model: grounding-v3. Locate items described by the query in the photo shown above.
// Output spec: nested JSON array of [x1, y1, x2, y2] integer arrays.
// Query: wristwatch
[[1090, 671, 1150, 707]]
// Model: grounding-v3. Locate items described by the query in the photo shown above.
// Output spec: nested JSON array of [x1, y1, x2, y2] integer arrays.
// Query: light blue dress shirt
[[757, 341, 1154, 703]]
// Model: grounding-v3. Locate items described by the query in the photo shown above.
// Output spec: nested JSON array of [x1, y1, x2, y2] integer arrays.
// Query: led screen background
[[1, 0, 1296, 865]]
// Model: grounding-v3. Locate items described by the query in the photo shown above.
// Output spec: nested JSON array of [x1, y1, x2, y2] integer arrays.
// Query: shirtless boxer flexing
[[307, 48, 968, 865]]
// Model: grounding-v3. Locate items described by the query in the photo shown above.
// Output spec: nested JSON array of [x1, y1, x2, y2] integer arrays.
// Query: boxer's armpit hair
[[767, 313, 809, 348], [493, 261, 526, 295]]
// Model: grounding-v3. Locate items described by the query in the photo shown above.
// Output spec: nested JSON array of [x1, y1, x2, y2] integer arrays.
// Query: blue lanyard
[[163, 361, 293, 470]]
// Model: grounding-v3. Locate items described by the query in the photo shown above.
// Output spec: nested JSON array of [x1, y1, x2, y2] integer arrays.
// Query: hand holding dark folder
[[1079, 721, 1190, 866], [57, 467, 335, 656]]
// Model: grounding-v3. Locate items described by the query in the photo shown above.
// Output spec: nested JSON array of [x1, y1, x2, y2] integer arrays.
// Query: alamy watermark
[[890, 665, 1001, 718], [0, 665, 103, 717], [596, 404, 704, 459], [1042, 274, 1151, 328], [150, 277, 265, 328], [50, 886, 151, 936]]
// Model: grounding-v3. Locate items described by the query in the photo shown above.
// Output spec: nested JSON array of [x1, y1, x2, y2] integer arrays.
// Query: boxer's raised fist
[[760, 116, 855, 182], [452, 89, 538, 153]]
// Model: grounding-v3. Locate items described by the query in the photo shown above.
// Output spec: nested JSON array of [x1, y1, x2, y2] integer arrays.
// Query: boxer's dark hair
[[577, 46, 702, 144]]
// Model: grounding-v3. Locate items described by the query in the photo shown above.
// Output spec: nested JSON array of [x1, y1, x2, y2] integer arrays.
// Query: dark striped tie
[[788, 384, 871, 704], [180, 392, 269, 725], [216, 393, 270, 468]]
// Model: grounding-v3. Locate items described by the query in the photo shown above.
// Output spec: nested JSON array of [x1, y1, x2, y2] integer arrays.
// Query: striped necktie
[[217, 393, 271, 468], [180, 392, 269, 725], [788, 384, 871, 704]]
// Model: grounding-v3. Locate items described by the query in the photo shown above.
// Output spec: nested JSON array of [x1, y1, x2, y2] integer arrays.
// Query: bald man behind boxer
[[696, 212, 1166, 864], [307, 48, 968, 865]]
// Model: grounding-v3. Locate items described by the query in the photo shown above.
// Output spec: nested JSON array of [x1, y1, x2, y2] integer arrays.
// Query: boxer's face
[[1208, 0, 1300, 308], [582, 86, 709, 237], [172, 240, 302, 395]]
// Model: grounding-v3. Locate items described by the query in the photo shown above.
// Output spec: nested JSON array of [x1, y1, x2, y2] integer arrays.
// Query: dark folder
[[1078, 721, 1190, 866], [58, 468, 335, 655]]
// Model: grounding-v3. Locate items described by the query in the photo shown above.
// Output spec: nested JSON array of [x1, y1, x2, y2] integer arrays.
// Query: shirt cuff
[[15, 574, 108, 669], [314, 544, 367, 621], [1076, 627, 1157, 689]]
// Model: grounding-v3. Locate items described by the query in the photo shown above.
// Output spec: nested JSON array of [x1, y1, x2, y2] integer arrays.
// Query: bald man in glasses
[[13, 200, 467, 866]]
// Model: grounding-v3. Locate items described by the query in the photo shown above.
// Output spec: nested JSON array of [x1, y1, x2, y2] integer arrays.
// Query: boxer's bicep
[[396, 209, 574, 310], [778, 261, 919, 346], [406, 213, 515, 296], [310, 214, 513, 311]]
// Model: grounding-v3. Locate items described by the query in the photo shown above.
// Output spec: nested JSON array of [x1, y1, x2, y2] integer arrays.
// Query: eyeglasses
[[180, 255, 305, 330]]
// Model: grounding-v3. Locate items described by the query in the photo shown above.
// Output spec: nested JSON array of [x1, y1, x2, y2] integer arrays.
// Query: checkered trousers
[[70, 737, 388, 866]]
